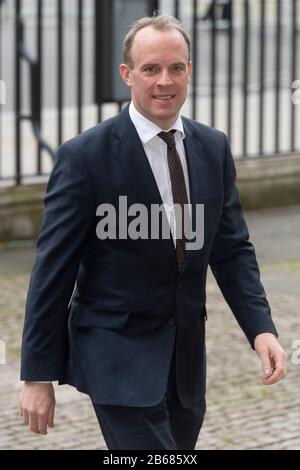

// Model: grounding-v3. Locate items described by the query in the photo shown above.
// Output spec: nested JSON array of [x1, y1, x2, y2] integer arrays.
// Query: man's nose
[[157, 71, 173, 86]]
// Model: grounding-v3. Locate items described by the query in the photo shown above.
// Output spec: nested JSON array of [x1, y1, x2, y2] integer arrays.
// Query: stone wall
[[0, 154, 300, 242], [237, 154, 300, 210]]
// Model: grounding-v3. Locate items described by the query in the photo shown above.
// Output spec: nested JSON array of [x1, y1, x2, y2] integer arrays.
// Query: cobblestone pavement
[[0, 205, 299, 450]]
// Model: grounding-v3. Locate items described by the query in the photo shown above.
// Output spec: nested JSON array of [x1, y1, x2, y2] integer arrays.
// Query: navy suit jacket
[[21, 105, 278, 408]]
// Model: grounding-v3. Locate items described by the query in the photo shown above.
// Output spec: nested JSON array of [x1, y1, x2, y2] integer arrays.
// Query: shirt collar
[[129, 101, 185, 145]]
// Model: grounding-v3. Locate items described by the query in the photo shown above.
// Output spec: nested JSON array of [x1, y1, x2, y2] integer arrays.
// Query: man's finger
[[259, 351, 273, 379], [37, 414, 48, 435], [263, 355, 286, 385], [48, 403, 55, 428], [23, 409, 29, 426], [264, 368, 283, 384], [29, 414, 40, 434]]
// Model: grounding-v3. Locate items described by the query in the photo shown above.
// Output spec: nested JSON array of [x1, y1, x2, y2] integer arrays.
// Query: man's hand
[[254, 333, 288, 385], [19, 382, 55, 434]]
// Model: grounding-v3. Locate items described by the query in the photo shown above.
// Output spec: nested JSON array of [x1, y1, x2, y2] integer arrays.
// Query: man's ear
[[119, 64, 132, 87], [188, 61, 192, 83]]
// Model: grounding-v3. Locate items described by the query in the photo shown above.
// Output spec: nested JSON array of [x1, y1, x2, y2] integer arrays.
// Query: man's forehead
[[131, 27, 189, 63], [132, 26, 187, 50]]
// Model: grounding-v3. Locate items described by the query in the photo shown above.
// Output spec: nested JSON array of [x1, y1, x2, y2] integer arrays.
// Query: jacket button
[[168, 317, 175, 326]]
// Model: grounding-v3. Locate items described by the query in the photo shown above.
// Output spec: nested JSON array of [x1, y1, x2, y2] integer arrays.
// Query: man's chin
[[150, 106, 179, 122], [152, 98, 176, 110]]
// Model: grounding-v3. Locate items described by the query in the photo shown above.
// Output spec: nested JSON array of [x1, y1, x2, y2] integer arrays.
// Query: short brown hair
[[123, 14, 191, 68]]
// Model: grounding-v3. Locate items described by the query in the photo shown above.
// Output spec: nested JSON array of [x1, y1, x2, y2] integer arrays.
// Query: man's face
[[120, 26, 192, 129]]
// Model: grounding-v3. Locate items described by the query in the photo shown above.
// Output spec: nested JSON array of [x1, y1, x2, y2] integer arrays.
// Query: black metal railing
[[0, 0, 299, 185]]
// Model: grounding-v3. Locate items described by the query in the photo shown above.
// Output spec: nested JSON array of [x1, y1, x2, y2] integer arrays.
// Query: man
[[19, 14, 287, 450]]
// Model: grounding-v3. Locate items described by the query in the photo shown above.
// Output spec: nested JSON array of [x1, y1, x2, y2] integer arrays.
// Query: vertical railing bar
[[174, 0, 180, 20], [290, 0, 297, 152], [192, 0, 198, 120], [57, 0, 63, 146], [93, 0, 101, 123], [258, 0, 265, 155], [226, 0, 233, 144], [242, 0, 249, 157], [0, 1, 2, 178], [274, 0, 281, 154], [15, 0, 21, 185], [97, 104, 102, 123], [77, 0, 83, 134], [210, 0, 216, 128], [295, 0, 299, 151], [37, 0, 42, 174]]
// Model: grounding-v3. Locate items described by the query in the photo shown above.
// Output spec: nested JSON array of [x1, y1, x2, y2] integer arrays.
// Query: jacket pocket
[[72, 306, 130, 330]]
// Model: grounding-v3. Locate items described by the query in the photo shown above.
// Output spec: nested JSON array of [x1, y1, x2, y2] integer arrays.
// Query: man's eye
[[144, 66, 157, 73], [172, 66, 184, 72]]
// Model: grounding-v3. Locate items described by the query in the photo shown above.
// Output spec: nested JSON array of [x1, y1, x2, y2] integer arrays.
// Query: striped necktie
[[158, 130, 188, 273]]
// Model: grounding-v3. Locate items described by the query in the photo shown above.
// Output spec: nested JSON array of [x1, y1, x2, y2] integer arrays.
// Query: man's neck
[[131, 101, 180, 131]]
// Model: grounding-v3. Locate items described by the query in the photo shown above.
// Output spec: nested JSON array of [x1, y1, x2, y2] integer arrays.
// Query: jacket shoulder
[[59, 115, 118, 157], [182, 116, 226, 144]]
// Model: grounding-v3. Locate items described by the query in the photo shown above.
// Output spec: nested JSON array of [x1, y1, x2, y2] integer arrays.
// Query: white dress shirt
[[129, 102, 191, 247]]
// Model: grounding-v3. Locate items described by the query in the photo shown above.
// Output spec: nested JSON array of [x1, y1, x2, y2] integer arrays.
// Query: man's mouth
[[153, 95, 175, 101]]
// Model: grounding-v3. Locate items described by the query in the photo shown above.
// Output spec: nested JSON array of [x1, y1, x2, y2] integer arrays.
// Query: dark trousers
[[92, 344, 205, 450]]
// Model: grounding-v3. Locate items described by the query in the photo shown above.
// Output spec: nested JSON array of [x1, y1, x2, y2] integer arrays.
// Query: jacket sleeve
[[209, 134, 278, 349], [21, 143, 95, 380]]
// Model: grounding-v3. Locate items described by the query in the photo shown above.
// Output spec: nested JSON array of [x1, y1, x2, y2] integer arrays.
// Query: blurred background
[[0, 0, 300, 185], [0, 0, 300, 450]]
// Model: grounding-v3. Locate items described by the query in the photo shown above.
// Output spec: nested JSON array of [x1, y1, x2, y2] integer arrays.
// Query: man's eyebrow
[[141, 63, 159, 68], [140, 62, 187, 68]]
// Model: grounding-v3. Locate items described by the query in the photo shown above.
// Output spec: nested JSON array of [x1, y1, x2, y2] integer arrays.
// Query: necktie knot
[[158, 130, 176, 148]]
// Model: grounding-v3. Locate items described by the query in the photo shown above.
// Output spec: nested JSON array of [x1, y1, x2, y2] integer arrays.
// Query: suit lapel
[[181, 119, 206, 274], [183, 118, 207, 208]]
